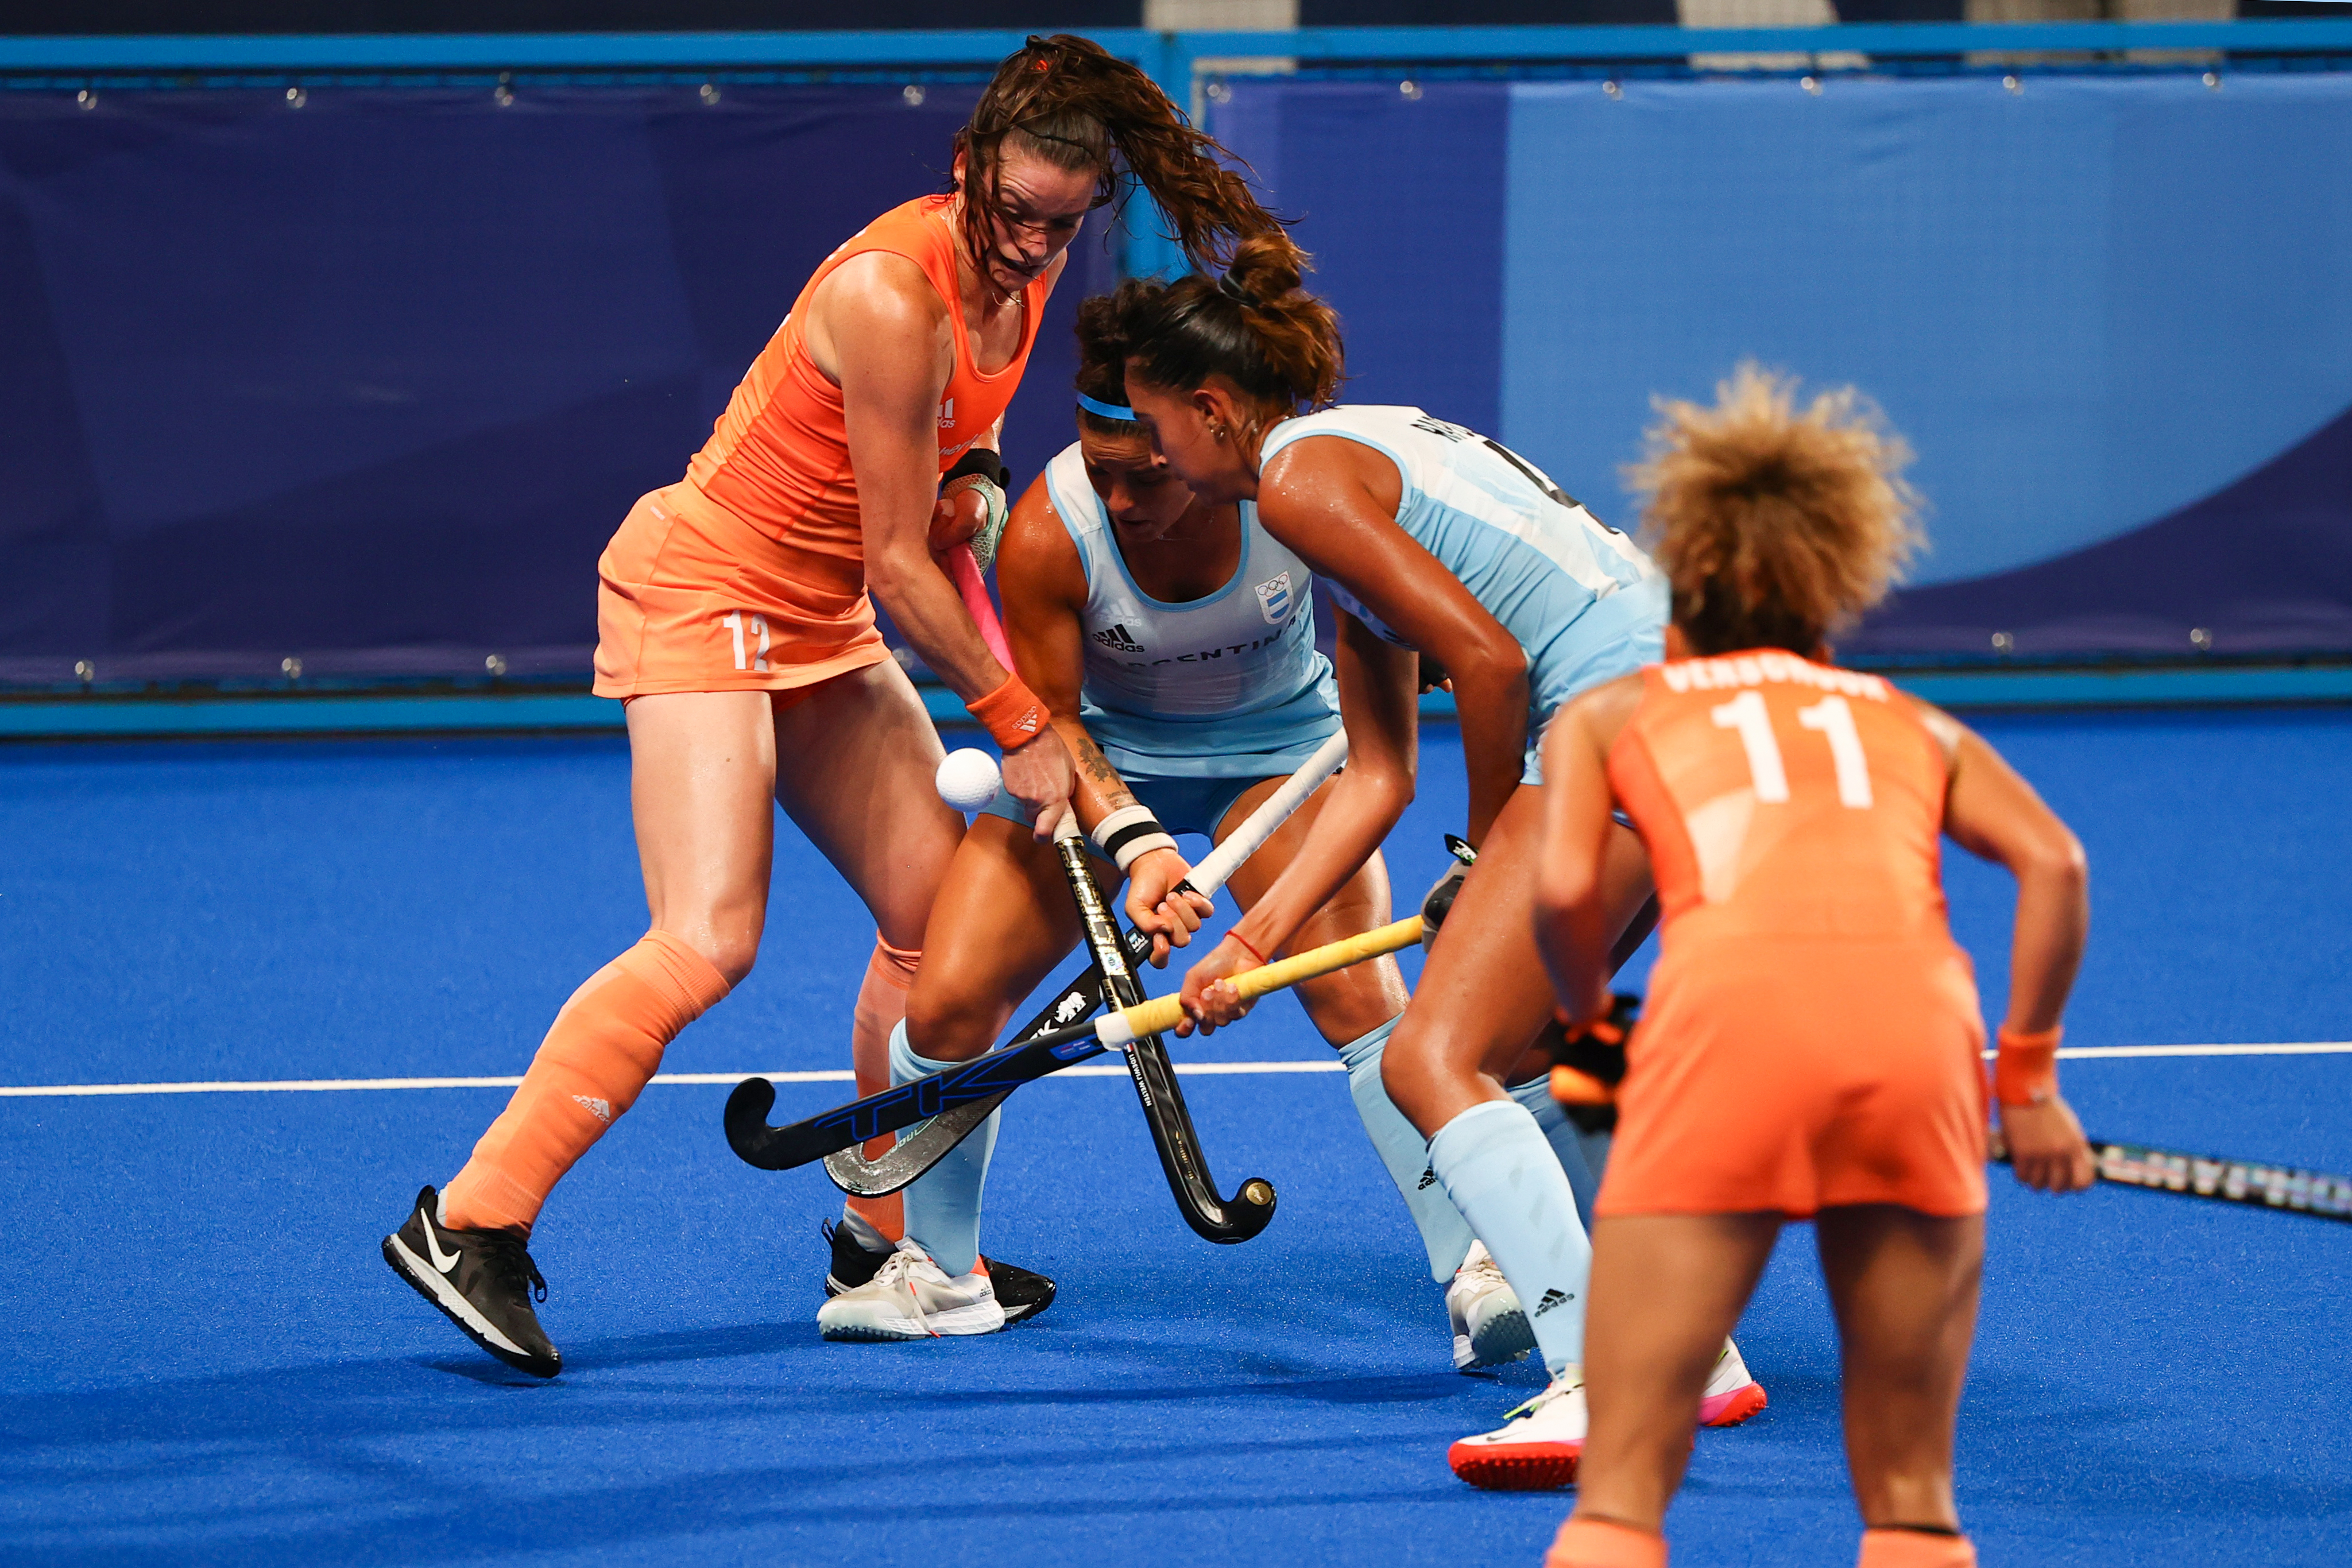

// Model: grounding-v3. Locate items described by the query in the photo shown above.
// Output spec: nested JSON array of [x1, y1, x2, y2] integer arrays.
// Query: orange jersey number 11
[[1709, 691, 1875, 809]]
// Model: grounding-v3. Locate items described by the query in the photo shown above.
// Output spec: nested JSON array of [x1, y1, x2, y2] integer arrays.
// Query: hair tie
[[1216, 268, 1260, 308]]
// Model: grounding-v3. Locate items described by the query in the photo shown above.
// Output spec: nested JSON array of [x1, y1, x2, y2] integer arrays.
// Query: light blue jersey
[[1042, 442, 1340, 780], [1258, 406, 1667, 776]]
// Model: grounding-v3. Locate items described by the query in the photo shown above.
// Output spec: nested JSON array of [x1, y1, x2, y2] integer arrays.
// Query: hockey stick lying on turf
[[726, 913, 1423, 1174], [1993, 1130, 2352, 1222], [817, 729, 1351, 1198]]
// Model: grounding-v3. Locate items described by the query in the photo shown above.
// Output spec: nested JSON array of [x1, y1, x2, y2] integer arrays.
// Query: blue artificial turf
[[1, 710, 2347, 1566]]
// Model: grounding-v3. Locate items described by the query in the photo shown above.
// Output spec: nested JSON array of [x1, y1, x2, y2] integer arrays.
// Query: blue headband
[[1076, 391, 1138, 423]]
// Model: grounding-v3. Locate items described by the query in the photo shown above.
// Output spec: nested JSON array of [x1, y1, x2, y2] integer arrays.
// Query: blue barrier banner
[[10, 64, 2352, 681], [1216, 71, 2352, 659], [0, 83, 1119, 685]]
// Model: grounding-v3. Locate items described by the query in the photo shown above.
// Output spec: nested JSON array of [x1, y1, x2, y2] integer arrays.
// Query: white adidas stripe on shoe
[[817, 1237, 1007, 1342]]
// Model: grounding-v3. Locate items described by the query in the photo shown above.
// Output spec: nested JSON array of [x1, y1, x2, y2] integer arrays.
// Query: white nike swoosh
[[421, 1209, 462, 1275]]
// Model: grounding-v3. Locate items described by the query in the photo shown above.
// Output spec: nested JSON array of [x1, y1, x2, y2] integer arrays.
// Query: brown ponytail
[[1628, 363, 1922, 657], [1111, 233, 1345, 414], [954, 35, 1285, 280]]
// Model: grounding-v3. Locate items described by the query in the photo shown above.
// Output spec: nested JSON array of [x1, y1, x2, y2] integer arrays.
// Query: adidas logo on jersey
[[1417, 1167, 1439, 1191], [1092, 623, 1146, 654], [1533, 1288, 1575, 1317], [938, 396, 956, 429]]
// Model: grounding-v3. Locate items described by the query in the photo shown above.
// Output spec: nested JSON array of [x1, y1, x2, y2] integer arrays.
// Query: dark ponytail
[[1113, 233, 1345, 413]]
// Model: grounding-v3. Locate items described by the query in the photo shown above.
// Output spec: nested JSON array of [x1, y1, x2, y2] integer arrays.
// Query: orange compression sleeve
[[442, 931, 730, 1233], [1856, 1527, 1977, 1568], [1547, 1516, 1668, 1568], [846, 936, 920, 1241], [1993, 1024, 2062, 1108], [966, 672, 1047, 752]]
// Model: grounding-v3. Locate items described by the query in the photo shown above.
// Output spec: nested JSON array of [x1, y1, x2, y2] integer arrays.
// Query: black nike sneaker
[[383, 1186, 562, 1377], [821, 1218, 1057, 1325]]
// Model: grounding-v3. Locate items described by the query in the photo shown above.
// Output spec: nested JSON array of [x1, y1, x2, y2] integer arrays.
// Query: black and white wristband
[[1092, 804, 1178, 873]]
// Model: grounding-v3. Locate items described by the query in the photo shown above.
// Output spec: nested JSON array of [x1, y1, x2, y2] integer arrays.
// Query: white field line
[[0, 1060, 1346, 1098], [0, 1043, 2342, 1100]]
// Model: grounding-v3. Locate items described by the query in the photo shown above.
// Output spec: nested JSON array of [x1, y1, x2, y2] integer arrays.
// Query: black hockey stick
[[1993, 1132, 2352, 1222], [818, 731, 1349, 1198], [725, 915, 1423, 1175], [1046, 815, 1275, 1244]]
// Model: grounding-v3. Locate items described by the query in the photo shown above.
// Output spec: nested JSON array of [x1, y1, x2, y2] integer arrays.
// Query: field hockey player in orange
[[1533, 367, 2098, 1568], [381, 35, 1291, 1378]]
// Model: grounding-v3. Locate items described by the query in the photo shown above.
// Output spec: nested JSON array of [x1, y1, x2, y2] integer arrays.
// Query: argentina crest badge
[[1254, 571, 1294, 626]]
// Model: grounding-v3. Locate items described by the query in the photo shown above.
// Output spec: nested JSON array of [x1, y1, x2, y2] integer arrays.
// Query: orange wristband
[[1993, 1024, 2061, 1106], [967, 672, 1048, 751]]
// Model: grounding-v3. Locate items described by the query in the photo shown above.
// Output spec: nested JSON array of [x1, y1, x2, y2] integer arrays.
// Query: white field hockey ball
[[935, 748, 1003, 813]]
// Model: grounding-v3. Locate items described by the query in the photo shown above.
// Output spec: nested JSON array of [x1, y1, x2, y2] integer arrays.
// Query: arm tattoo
[[1073, 733, 1138, 812]]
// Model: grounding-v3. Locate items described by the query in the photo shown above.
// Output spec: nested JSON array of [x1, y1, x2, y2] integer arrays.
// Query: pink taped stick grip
[[946, 542, 1014, 671]]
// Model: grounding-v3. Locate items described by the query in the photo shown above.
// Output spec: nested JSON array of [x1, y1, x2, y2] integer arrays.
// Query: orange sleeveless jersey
[[1597, 649, 1991, 1218], [594, 195, 1051, 699]]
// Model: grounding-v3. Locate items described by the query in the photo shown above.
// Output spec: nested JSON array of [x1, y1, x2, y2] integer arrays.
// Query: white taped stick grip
[[1185, 729, 1350, 900]]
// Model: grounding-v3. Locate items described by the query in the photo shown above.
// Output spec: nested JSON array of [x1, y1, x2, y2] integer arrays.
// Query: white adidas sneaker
[[815, 1237, 1007, 1342], [1446, 1241, 1535, 1372], [1698, 1338, 1768, 1427], [1449, 1368, 1588, 1490]]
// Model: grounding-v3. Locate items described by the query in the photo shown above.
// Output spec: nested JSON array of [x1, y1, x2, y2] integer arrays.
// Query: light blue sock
[[891, 1019, 998, 1277], [1508, 1074, 1610, 1234], [1429, 1099, 1593, 1377], [1341, 1020, 1475, 1281]]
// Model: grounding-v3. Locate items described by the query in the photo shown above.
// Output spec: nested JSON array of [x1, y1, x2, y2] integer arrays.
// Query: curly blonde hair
[[1627, 363, 1922, 658]]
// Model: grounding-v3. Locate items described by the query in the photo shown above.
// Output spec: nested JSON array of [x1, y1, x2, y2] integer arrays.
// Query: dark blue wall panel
[[1206, 80, 1508, 442], [0, 84, 1115, 683]]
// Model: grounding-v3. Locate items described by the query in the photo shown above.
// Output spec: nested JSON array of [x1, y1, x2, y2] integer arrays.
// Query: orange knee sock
[[1858, 1528, 1976, 1567], [1547, 1517, 1667, 1568], [844, 936, 920, 1242], [443, 930, 730, 1233]]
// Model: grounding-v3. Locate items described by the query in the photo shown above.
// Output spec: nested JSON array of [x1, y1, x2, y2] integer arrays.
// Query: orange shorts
[[1597, 935, 1989, 1220], [593, 482, 891, 700]]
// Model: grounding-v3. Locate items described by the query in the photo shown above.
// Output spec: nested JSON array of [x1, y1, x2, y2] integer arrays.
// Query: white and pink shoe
[[1700, 1339, 1768, 1427], [1449, 1342, 1766, 1490]]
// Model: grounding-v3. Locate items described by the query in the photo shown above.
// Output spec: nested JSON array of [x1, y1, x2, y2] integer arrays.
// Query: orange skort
[[593, 481, 891, 700], [1597, 933, 1990, 1220]]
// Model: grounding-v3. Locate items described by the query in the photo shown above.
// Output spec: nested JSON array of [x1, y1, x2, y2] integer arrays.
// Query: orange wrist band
[[1229, 931, 1270, 966], [1993, 1024, 2061, 1107], [967, 672, 1048, 751]]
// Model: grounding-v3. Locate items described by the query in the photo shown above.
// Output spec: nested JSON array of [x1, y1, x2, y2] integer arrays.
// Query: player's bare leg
[[1817, 1205, 1983, 1542], [1378, 789, 1654, 1482], [902, 814, 1101, 1065], [385, 688, 783, 1377], [1564, 1213, 1780, 1545], [768, 659, 965, 956]]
